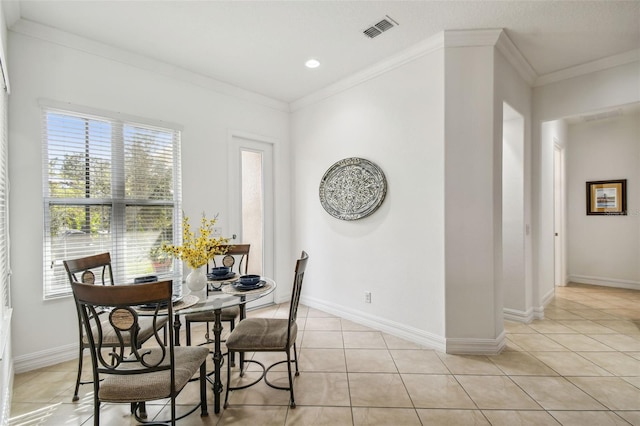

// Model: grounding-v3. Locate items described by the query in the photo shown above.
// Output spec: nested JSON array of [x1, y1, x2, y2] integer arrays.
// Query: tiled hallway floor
[[9, 283, 640, 425]]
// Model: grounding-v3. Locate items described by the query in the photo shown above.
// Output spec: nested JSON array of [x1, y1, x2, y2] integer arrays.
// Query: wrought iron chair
[[184, 244, 250, 350], [72, 279, 209, 425], [224, 251, 308, 409], [63, 253, 168, 401]]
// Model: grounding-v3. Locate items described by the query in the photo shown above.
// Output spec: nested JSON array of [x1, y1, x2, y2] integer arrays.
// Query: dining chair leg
[[286, 348, 296, 408], [137, 401, 147, 419], [223, 350, 233, 409], [93, 399, 100, 426], [293, 342, 300, 376], [199, 362, 208, 416], [73, 345, 84, 401], [186, 321, 192, 346], [170, 395, 176, 425]]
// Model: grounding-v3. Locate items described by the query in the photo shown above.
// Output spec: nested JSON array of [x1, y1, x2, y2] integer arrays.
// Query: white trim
[[0, 358, 11, 426], [541, 286, 555, 307], [445, 331, 506, 355], [11, 19, 289, 113], [495, 30, 537, 85], [301, 295, 446, 352], [0, 31, 9, 93], [0, 308, 10, 361], [568, 275, 640, 291], [443, 28, 501, 47], [13, 343, 76, 374], [535, 49, 640, 87], [0, 310, 11, 426], [503, 307, 534, 323], [529, 286, 556, 320], [291, 28, 537, 111], [38, 98, 184, 131], [291, 32, 444, 111], [532, 305, 545, 320], [227, 130, 276, 306]]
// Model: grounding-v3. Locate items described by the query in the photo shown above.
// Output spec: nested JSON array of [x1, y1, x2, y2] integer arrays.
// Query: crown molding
[[495, 31, 537, 85], [444, 28, 537, 85], [443, 28, 502, 47], [10, 19, 289, 113], [534, 49, 640, 87], [292, 29, 539, 111], [291, 32, 445, 111]]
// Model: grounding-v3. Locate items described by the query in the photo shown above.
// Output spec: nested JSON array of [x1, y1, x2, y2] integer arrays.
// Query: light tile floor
[[9, 283, 640, 425]]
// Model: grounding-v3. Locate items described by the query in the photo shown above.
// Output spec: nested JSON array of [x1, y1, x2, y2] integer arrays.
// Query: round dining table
[[172, 276, 277, 413]]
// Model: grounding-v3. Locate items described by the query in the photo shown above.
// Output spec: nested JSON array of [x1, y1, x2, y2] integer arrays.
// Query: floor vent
[[363, 16, 398, 39]]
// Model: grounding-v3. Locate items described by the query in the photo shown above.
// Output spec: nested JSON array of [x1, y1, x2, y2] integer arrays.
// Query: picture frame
[[586, 179, 627, 215]]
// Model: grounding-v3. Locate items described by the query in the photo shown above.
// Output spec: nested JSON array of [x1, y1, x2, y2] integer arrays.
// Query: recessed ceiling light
[[305, 59, 320, 69]]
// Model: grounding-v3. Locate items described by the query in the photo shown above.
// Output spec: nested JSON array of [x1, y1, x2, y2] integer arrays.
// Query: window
[[0, 84, 9, 345], [42, 104, 182, 299]]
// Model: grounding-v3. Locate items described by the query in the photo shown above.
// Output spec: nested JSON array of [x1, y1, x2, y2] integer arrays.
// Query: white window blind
[[42, 105, 182, 299], [0, 87, 9, 326]]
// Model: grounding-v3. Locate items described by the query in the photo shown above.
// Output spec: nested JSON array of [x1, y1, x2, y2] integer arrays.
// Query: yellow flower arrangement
[[161, 213, 229, 269]]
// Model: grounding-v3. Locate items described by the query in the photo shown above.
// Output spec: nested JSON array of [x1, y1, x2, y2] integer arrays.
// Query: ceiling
[[5, 1, 640, 103]]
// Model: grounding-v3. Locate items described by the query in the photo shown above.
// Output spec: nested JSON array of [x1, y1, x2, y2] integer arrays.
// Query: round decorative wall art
[[319, 157, 387, 221]]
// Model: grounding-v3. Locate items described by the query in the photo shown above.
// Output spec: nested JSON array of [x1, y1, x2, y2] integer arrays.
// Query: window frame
[[40, 101, 183, 299]]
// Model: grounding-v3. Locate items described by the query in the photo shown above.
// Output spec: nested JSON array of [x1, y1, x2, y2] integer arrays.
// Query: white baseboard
[[568, 275, 640, 291], [0, 312, 13, 426], [446, 331, 506, 355], [300, 295, 446, 352], [13, 343, 77, 374], [541, 287, 555, 307], [302, 296, 506, 355], [504, 307, 534, 323]]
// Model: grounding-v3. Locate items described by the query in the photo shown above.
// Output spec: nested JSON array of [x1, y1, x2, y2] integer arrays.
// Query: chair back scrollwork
[[73, 281, 173, 374]]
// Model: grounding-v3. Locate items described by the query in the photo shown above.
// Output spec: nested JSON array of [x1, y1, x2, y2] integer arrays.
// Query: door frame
[[227, 130, 275, 296], [553, 141, 566, 287]]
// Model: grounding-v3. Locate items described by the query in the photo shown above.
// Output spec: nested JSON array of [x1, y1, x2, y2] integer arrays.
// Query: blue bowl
[[239, 274, 260, 285], [211, 266, 231, 276]]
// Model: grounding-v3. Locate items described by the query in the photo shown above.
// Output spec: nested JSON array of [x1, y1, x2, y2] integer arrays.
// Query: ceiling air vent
[[363, 15, 398, 39], [581, 109, 623, 122]]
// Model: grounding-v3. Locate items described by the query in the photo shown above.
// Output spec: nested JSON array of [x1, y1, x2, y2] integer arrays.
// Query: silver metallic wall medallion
[[319, 157, 387, 220]]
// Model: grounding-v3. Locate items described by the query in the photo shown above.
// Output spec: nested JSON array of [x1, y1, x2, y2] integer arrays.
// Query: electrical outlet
[[364, 291, 371, 303]]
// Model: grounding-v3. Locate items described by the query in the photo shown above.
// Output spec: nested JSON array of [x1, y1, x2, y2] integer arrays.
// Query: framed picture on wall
[[586, 179, 627, 215]]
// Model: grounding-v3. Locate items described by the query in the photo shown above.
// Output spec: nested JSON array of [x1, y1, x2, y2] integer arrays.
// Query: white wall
[[8, 28, 291, 368], [444, 44, 500, 344], [494, 48, 534, 323], [502, 113, 525, 313], [292, 31, 535, 353], [533, 62, 640, 305], [567, 111, 640, 288], [292, 47, 446, 348]]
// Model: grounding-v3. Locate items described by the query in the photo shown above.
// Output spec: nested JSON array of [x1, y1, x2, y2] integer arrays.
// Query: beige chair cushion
[[99, 346, 209, 402], [82, 315, 168, 346], [225, 318, 296, 352], [185, 305, 239, 323]]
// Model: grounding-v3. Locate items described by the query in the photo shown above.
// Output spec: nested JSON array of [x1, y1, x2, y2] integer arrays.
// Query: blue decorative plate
[[232, 280, 266, 291], [139, 295, 183, 309], [207, 272, 236, 281]]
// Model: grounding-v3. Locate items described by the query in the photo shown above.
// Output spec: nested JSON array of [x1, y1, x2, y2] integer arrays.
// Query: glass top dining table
[[170, 276, 276, 413]]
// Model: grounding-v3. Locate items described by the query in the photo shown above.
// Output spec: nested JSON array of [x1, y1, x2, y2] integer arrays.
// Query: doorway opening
[[229, 133, 275, 307], [554, 142, 566, 287], [502, 102, 527, 320]]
